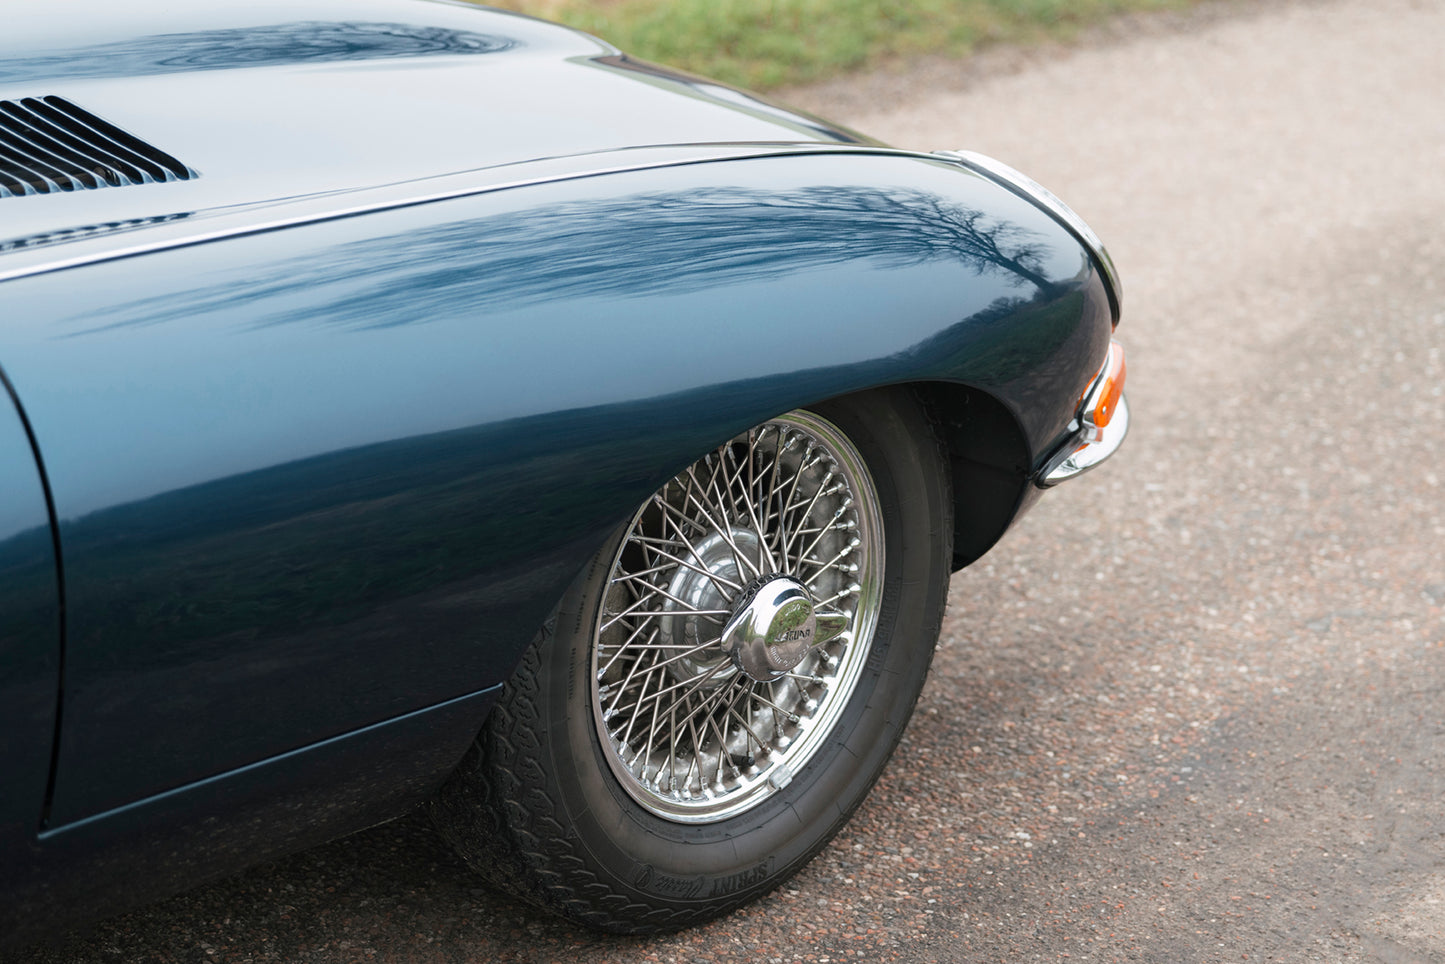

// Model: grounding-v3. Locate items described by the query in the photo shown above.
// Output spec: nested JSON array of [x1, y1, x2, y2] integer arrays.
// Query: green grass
[[486, 0, 1197, 90]]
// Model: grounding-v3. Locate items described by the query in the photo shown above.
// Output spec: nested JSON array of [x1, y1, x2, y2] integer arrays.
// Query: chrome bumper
[[1037, 341, 1129, 487]]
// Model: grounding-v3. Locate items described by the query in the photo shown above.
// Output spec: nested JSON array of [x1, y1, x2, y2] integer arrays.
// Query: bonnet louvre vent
[[0, 96, 197, 199]]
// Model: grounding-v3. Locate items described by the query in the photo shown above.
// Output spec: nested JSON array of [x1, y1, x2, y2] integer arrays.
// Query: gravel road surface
[[13, 0, 1444, 960]]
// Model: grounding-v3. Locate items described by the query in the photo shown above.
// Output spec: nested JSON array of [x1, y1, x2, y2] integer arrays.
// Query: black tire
[[429, 387, 952, 933]]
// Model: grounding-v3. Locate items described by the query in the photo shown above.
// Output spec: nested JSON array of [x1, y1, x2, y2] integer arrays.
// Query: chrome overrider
[[1038, 341, 1130, 486], [1041, 395, 1130, 485]]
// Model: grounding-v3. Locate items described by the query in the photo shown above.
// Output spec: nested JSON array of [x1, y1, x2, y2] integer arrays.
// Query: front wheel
[[430, 387, 952, 933]]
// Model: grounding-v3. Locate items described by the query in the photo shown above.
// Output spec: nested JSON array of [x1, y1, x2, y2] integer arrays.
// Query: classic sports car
[[0, 0, 1128, 944]]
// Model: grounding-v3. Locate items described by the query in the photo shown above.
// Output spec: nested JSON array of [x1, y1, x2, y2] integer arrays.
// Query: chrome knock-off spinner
[[720, 573, 849, 682]]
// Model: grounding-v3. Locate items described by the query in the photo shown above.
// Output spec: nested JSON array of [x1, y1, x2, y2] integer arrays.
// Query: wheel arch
[[908, 380, 1034, 571]]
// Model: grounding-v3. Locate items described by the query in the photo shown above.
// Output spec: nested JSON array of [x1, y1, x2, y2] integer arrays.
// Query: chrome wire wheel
[[431, 387, 952, 932], [591, 410, 884, 822]]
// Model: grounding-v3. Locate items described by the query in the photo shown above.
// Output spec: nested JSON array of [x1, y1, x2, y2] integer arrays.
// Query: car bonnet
[[0, 0, 869, 254]]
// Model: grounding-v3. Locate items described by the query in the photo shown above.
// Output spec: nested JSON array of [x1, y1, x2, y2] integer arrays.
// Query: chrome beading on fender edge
[[933, 149, 1121, 325]]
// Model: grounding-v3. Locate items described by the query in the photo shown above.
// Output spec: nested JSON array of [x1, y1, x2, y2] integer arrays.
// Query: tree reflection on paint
[[0, 22, 514, 84], [72, 184, 1060, 336]]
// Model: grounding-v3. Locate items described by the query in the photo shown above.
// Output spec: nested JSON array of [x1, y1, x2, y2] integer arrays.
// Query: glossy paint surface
[[0, 374, 59, 869], [0, 2, 1119, 937], [0, 151, 1108, 826], [0, 0, 862, 248]]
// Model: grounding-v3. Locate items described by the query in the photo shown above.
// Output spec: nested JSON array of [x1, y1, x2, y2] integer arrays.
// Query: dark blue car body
[[0, 0, 1120, 944]]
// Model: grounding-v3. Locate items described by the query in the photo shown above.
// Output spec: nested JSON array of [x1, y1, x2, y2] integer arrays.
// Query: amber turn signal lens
[[1089, 342, 1126, 429]]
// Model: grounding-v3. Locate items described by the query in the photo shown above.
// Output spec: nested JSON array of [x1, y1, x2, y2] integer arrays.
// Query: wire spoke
[[739, 428, 779, 572], [750, 688, 802, 725], [687, 463, 762, 581], [606, 608, 730, 619], [599, 587, 662, 633], [793, 500, 855, 569], [631, 539, 744, 593], [780, 467, 837, 565], [802, 540, 859, 588], [761, 430, 791, 557], [616, 660, 662, 748], [815, 584, 862, 608], [597, 621, 662, 677]]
